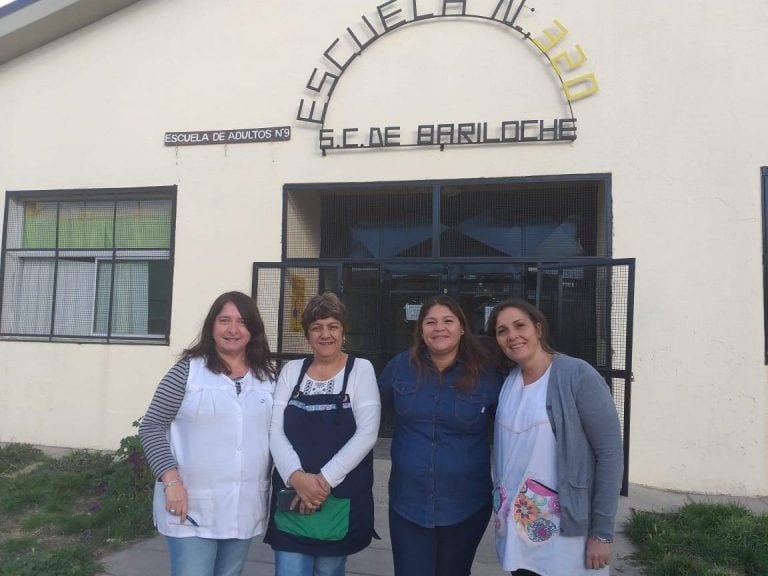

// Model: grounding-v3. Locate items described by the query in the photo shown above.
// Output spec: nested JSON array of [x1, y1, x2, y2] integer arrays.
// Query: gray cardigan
[[545, 353, 623, 540]]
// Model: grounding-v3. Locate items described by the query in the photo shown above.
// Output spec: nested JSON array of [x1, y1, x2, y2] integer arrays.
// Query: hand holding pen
[[162, 469, 190, 523], [161, 470, 200, 526]]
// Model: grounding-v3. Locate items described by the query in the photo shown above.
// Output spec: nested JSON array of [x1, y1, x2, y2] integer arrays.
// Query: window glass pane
[[322, 188, 432, 258], [110, 261, 149, 335], [440, 182, 599, 257], [147, 260, 171, 335], [0, 254, 55, 334], [94, 261, 112, 335], [341, 266, 380, 352], [115, 200, 172, 249], [286, 187, 432, 259], [53, 258, 97, 336], [58, 202, 115, 249], [21, 201, 57, 249], [95, 260, 170, 336]]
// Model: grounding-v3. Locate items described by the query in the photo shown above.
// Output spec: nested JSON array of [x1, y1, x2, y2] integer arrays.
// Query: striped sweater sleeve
[[139, 358, 190, 480]]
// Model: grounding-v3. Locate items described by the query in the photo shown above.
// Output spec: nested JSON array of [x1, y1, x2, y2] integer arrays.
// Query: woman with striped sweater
[[139, 291, 277, 576]]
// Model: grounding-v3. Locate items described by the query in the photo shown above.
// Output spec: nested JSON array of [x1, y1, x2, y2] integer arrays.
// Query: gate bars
[[253, 258, 635, 495]]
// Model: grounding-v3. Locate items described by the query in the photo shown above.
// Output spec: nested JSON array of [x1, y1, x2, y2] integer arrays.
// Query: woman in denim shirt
[[379, 295, 502, 576]]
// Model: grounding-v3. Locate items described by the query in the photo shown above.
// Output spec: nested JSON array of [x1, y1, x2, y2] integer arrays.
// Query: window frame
[[0, 186, 177, 345], [763, 168, 768, 363]]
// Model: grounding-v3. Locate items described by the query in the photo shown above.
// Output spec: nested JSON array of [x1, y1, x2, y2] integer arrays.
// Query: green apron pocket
[[275, 494, 350, 541]]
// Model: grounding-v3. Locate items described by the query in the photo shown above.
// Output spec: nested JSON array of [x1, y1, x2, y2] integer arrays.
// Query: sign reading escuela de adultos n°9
[[164, 126, 291, 146], [297, 0, 600, 153]]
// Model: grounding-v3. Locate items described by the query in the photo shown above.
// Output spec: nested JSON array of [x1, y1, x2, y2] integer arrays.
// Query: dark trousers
[[511, 571, 541, 576], [389, 504, 492, 576]]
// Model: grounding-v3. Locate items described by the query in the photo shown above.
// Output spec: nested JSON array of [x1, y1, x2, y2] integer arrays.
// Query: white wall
[[0, 0, 766, 495]]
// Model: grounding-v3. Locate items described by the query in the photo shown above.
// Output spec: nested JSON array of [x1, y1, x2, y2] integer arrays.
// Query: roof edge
[[0, 0, 142, 67], [0, 0, 43, 20]]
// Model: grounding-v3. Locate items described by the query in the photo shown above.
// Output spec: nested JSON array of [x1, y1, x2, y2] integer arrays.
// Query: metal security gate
[[537, 259, 634, 495], [253, 258, 635, 495]]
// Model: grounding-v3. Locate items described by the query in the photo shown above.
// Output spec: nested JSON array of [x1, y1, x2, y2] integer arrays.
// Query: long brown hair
[[183, 291, 277, 381], [486, 297, 556, 371], [409, 295, 488, 393]]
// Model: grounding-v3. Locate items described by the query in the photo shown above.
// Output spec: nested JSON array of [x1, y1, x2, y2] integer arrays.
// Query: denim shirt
[[379, 350, 502, 528]]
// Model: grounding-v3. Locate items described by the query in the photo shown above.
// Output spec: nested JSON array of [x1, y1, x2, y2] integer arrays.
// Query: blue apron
[[265, 355, 375, 556]]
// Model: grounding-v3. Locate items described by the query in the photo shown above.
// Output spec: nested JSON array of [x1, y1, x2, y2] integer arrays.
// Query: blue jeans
[[274, 550, 347, 576], [389, 504, 492, 576], [165, 536, 252, 576]]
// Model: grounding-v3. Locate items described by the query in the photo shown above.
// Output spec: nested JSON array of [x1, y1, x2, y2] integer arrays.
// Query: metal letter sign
[[298, 1, 600, 154], [164, 126, 291, 147]]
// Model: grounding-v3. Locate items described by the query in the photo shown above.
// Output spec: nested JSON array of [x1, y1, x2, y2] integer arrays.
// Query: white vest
[[153, 357, 274, 539]]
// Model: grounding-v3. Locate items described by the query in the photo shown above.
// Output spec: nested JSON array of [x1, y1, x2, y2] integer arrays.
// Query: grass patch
[[0, 444, 47, 476], [0, 539, 99, 576], [0, 421, 155, 576], [626, 502, 768, 576]]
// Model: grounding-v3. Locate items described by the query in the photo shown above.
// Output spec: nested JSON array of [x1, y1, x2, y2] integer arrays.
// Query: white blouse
[[153, 357, 274, 539]]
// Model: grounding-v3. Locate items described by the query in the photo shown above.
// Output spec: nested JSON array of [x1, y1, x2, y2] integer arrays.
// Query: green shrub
[[0, 444, 47, 476]]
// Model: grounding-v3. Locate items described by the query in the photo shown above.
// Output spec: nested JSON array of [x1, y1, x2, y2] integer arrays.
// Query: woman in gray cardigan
[[487, 298, 622, 576]]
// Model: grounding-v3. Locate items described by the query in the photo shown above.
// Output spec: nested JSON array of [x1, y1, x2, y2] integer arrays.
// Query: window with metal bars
[[284, 179, 605, 260], [440, 181, 600, 257], [0, 187, 176, 343]]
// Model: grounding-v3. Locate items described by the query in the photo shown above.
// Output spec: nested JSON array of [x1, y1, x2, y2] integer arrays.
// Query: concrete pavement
[[99, 458, 768, 576]]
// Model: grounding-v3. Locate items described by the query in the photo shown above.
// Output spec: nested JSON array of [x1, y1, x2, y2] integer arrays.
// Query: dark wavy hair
[[486, 297, 556, 370], [183, 291, 277, 381], [409, 294, 488, 393]]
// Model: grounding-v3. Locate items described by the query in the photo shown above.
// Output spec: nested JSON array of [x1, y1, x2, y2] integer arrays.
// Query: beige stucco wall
[[0, 0, 766, 495]]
